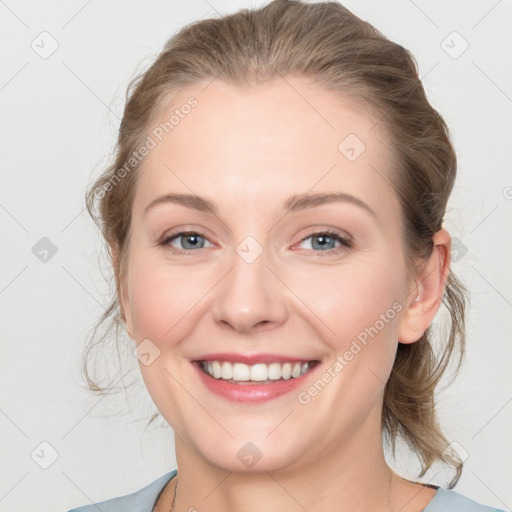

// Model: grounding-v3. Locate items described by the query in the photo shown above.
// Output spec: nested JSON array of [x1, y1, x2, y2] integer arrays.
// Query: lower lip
[[192, 361, 319, 404]]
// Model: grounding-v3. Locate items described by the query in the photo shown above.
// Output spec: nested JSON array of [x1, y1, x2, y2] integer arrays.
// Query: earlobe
[[398, 229, 452, 344]]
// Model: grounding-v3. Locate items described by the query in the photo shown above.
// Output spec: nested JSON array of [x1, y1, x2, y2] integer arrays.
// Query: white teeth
[[281, 362, 292, 380], [212, 361, 222, 379], [267, 362, 282, 380], [232, 363, 250, 381], [221, 362, 232, 380], [250, 364, 268, 381], [202, 360, 313, 381]]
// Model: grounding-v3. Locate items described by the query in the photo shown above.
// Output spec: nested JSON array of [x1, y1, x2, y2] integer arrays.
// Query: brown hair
[[84, 0, 467, 487]]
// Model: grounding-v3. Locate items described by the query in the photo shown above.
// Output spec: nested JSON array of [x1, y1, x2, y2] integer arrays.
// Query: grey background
[[1, 1, 511, 510]]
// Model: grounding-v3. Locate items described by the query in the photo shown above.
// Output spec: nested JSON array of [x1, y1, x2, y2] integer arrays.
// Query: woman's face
[[120, 76, 419, 472]]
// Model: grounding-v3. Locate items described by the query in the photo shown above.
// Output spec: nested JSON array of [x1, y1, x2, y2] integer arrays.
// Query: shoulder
[[67, 470, 177, 512], [425, 487, 507, 512]]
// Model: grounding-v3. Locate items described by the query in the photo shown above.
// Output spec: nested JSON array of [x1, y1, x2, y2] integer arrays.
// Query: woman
[[68, 1, 505, 511]]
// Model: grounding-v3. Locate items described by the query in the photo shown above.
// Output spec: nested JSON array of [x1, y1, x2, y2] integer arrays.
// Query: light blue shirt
[[67, 469, 506, 512]]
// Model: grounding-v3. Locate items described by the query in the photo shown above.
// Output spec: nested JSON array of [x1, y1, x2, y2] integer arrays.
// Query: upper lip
[[193, 353, 320, 365]]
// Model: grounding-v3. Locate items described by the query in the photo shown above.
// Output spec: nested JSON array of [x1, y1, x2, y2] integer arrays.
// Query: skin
[[117, 75, 451, 512]]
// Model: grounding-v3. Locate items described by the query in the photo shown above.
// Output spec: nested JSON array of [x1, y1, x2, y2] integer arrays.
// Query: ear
[[109, 242, 134, 340], [398, 228, 451, 344]]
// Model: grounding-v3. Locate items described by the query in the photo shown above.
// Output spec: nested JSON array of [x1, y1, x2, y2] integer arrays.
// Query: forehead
[[133, 75, 398, 221]]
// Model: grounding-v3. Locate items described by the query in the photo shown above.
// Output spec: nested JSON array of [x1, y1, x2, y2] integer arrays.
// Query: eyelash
[[159, 228, 353, 256]]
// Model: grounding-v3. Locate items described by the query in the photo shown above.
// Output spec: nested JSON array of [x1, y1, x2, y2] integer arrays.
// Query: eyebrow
[[143, 192, 376, 218]]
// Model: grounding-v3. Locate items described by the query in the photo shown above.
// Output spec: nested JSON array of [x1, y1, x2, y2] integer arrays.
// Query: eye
[[160, 231, 214, 253], [296, 229, 353, 254], [159, 229, 353, 256]]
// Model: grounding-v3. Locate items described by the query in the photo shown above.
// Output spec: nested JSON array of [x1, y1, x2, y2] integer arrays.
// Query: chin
[[187, 432, 314, 475]]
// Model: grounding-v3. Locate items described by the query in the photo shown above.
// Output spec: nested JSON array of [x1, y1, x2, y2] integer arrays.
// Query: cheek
[[127, 257, 212, 342], [291, 258, 404, 348], [125, 256, 215, 431], [289, 259, 404, 440], [289, 256, 405, 412]]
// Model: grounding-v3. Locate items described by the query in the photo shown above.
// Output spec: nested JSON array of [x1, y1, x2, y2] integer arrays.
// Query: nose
[[211, 244, 289, 335]]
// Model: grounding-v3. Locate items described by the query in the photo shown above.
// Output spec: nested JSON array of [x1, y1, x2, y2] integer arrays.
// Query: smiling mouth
[[197, 359, 320, 384]]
